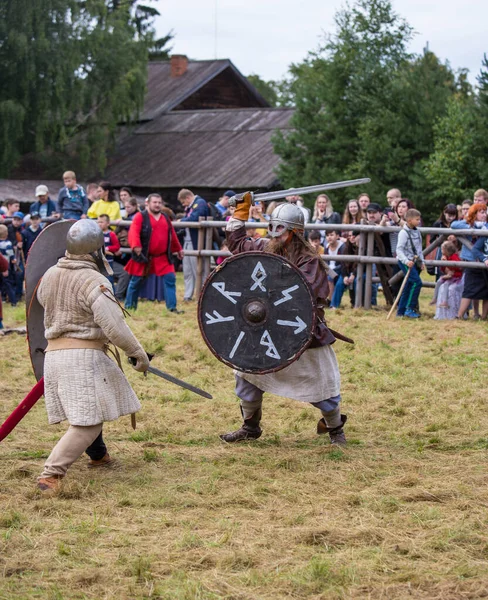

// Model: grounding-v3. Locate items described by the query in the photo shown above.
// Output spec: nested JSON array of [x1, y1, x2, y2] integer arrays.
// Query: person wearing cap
[[21, 212, 43, 260], [31, 185, 58, 219], [215, 190, 236, 217], [220, 197, 348, 446]]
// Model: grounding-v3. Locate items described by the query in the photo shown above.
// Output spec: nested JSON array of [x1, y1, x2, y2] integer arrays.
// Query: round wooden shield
[[198, 252, 316, 374], [25, 220, 74, 381]]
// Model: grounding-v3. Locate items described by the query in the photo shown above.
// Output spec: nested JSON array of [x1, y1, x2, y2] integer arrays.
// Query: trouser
[[235, 375, 342, 429], [40, 423, 103, 479], [183, 240, 197, 300], [1, 271, 17, 304], [182, 240, 209, 300], [112, 262, 130, 300], [397, 262, 422, 315], [62, 211, 83, 220], [125, 272, 177, 311]]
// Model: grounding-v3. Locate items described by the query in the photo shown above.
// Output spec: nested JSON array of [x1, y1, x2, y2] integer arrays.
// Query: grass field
[[1, 275, 488, 600]]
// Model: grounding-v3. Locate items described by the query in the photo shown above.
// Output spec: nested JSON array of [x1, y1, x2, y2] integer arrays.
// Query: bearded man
[[220, 195, 347, 446], [124, 193, 183, 312], [36, 220, 150, 494]]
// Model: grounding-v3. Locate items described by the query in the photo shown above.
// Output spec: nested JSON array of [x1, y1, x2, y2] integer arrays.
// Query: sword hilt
[[228, 191, 255, 208], [128, 352, 154, 367]]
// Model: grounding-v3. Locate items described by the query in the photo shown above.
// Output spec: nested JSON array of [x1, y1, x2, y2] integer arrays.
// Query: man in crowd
[[57, 170, 88, 220], [386, 188, 402, 209], [214, 190, 236, 217], [31, 185, 57, 218], [124, 193, 183, 313], [178, 188, 210, 302], [286, 194, 310, 224]]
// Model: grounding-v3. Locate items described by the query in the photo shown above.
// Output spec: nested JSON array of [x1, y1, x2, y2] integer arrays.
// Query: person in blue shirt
[[31, 185, 58, 219], [178, 188, 210, 301]]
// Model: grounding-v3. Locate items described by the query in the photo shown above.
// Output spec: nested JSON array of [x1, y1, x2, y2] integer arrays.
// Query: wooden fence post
[[205, 217, 213, 277], [363, 231, 375, 309], [195, 217, 205, 296], [354, 232, 366, 308]]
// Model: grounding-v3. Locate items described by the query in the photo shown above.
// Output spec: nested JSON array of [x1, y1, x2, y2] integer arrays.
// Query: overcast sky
[[154, 0, 487, 86]]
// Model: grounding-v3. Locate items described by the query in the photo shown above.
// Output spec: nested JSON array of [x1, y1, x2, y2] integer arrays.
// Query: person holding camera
[[396, 209, 425, 318]]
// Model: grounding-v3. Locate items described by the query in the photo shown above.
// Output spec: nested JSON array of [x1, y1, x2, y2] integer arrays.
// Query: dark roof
[[105, 108, 294, 189], [0, 179, 61, 204], [141, 60, 269, 120]]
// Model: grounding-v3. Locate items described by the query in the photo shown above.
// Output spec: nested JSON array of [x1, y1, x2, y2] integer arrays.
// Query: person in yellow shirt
[[87, 182, 122, 224]]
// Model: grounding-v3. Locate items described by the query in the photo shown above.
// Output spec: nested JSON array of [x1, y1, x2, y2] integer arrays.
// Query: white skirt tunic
[[44, 349, 141, 426], [236, 344, 341, 403]]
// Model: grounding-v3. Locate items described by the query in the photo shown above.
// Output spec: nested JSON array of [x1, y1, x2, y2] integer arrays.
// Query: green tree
[[424, 96, 478, 201], [0, 0, 170, 177], [273, 0, 462, 215], [273, 0, 414, 207]]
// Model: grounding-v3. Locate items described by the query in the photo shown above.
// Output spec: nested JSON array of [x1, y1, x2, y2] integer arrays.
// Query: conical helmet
[[268, 203, 305, 238], [66, 219, 104, 255]]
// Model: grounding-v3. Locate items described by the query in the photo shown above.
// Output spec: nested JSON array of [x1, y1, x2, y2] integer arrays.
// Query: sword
[[128, 359, 213, 399], [228, 178, 371, 207]]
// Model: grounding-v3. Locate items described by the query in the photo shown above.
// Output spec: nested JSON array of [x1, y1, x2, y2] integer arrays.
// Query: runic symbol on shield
[[198, 252, 316, 374]]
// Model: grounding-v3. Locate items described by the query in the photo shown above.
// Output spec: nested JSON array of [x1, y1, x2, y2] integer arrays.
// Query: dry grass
[[1, 275, 488, 599]]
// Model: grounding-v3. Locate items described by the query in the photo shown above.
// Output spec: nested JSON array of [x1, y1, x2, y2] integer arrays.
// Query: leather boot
[[37, 475, 62, 496], [220, 408, 262, 443], [317, 414, 347, 446]]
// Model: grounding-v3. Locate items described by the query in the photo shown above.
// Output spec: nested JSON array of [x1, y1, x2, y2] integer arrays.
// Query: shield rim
[[25, 220, 74, 381], [197, 251, 317, 374]]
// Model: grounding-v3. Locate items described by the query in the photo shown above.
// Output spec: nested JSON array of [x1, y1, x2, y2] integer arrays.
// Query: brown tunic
[[226, 225, 336, 347]]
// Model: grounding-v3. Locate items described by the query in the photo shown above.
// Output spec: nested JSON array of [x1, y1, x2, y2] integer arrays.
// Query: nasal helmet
[[66, 219, 112, 277], [268, 203, 305, 238]]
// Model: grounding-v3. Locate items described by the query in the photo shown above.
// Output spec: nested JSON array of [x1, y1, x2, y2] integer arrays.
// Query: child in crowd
[[21, 212, 43, 261], [0, 224, 17, 306], [431, 241, 463, 320], [324, 230, 344, 302], [216, 241, 229, 266], [57, 170, 88, 220], [0, 253, 8, 329], [308, 230, 324, 254], [396, 208, 425, 318], [96, 214, 120, 285]]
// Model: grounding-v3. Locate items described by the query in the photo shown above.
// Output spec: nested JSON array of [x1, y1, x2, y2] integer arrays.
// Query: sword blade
[[146, 365, 213, 399], [253, 178, 371, 203]]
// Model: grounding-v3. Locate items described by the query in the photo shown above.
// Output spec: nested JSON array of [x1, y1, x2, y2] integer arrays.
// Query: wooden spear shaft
[[386, 260, 416, 320]]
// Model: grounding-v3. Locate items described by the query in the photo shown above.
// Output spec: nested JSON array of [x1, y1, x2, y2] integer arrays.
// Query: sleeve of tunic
[[128, 212, 143, 249], [90, 292, 147, 361]]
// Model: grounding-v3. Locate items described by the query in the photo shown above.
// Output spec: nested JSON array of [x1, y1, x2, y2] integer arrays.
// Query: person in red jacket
[[124, 194, 184, 312]]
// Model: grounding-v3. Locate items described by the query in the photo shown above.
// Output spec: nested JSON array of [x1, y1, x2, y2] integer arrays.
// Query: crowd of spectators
[[1, 170, 488, 329]]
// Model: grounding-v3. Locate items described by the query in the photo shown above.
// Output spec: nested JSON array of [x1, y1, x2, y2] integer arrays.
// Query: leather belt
[[46, 338, 106, 352]]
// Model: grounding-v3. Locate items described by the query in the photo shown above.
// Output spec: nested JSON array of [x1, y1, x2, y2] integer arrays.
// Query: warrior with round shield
[[216, 194, 348, 445], [35, 220, 150, 494]]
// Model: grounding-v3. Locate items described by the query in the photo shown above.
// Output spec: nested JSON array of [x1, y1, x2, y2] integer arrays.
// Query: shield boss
[[198, 252, 316, 374]]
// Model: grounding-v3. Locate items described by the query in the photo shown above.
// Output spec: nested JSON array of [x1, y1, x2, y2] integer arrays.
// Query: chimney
[[170, 55, 189, 78]]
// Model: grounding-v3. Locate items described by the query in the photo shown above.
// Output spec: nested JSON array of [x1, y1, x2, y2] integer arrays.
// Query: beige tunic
[[37, 255, 147, 426], [236, 344, 341, 403]]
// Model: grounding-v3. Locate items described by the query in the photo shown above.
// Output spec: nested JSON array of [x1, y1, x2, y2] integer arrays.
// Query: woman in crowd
[[119, 187, 132, 204], [452, 203, 488, 319], [471, 232, 488, 319], [312, 194, 341, 244], [342, 199, 361, 226], [123, 198, 140, 222], [87, 182, 122, 223]]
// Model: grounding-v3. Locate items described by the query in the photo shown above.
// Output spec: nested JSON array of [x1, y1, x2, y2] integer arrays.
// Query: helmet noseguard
[[268, 203, 305, 238], [66, 219, 104, 255]]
